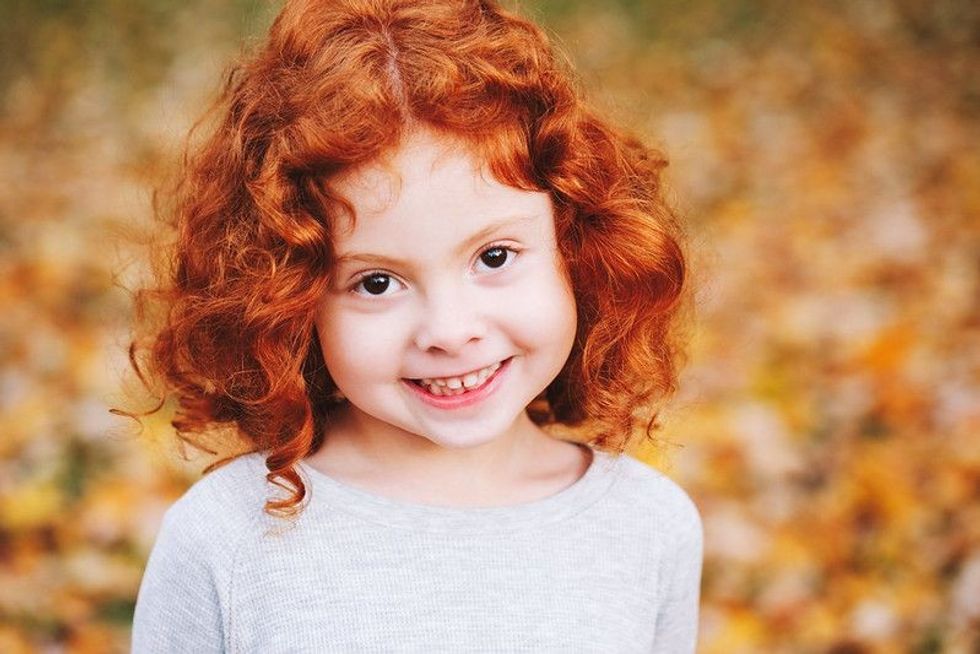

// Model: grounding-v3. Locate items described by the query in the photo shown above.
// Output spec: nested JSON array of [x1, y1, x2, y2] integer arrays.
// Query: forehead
[[328, 133, 470, 224], [326, 130, 553, 247]]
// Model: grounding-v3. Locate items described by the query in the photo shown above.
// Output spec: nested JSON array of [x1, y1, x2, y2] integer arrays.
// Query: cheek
[[315, 304, 407, 381], [544, 284, 578, 356], [507, 265, 578, 354]]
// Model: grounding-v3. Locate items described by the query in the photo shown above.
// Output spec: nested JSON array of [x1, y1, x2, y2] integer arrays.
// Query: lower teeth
[[419, 383, 477, 396], [414, 377, 489, 396]]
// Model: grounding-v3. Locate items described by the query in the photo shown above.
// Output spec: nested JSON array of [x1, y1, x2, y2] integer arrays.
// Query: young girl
[[129, 0, 702, 651]]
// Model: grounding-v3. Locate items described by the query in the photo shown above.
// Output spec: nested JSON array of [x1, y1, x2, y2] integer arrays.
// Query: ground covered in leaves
[[0, 1, 976, 651]]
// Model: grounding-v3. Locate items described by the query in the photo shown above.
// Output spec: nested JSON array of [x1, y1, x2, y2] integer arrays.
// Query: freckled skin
[[312, 129, 578, 484]]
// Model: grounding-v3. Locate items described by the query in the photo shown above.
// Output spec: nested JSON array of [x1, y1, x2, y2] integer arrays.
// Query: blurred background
[[0, 0, 977, 651]]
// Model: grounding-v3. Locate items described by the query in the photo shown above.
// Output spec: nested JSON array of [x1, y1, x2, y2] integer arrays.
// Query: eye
[[351, 272, 404, 297], [475, 244, 518, 273]]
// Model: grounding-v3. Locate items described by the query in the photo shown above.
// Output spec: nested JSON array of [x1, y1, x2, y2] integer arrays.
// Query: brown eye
[[362, 274, 390, 294], [478, 246, 511, 270], [353, 272, 403, 297]]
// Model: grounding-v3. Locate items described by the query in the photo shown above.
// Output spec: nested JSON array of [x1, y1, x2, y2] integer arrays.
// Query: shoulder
[[154, 452, 271, 558], [170, 451, 269, 518], [133, 454, 272, 651], [597, 450, 703, 546]]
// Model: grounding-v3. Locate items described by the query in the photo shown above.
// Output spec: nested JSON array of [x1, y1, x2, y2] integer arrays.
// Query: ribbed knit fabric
[[131, 446, 702, 653]]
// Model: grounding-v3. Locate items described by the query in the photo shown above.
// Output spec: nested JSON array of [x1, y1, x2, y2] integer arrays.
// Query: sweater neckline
[[296, 443, 622, 533]]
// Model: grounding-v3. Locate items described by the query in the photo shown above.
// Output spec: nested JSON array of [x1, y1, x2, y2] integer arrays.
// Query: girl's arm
[[651, 496, 704, 653], [131, 502, 225, 653]]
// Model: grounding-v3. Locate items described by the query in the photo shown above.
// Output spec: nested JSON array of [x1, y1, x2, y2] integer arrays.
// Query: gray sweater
[[131, 447, 702, 653]]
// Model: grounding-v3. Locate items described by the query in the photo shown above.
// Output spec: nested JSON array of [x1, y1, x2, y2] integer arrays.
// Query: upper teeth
[[419, 361, 502, 391]]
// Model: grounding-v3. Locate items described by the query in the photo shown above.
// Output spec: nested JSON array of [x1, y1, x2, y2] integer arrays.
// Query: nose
[[413, 283, 487, 354]]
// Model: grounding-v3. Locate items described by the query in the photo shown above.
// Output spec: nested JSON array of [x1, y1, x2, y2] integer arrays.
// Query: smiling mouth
[[405, 357, 512, 397]]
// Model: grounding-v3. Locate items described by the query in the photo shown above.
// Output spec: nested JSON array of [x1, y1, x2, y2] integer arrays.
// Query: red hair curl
[[128, 0, 689, 519]]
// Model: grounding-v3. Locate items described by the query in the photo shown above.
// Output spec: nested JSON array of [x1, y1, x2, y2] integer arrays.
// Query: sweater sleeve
[[650, 492, 704, 653], [131, 499, 226, 653]]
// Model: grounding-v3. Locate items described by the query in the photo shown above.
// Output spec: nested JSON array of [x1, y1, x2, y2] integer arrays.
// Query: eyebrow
[[334, 214, 539, 268]]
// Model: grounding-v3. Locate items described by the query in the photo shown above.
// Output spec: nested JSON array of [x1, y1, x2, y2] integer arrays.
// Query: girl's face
[[314, 129, 577, 450]]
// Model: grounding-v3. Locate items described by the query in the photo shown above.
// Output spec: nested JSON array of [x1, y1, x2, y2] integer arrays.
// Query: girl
[[129, 0, 702, 651]]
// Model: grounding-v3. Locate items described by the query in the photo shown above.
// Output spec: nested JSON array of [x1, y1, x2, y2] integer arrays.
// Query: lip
[[411, 360, 503, 381], [402, 357, 513, 410]]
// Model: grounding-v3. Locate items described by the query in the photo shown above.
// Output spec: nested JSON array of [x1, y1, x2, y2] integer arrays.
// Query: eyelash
[[349, 242, 520, 298]]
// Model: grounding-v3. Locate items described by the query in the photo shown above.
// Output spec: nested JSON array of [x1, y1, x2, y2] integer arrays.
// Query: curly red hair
[[129, 0, 689, 519]]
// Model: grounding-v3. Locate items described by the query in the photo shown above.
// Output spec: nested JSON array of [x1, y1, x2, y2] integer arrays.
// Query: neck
[[308, 404, 555, 503]]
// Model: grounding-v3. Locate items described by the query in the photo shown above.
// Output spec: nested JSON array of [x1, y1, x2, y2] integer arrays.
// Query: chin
[[414, 419, 515, 450]]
